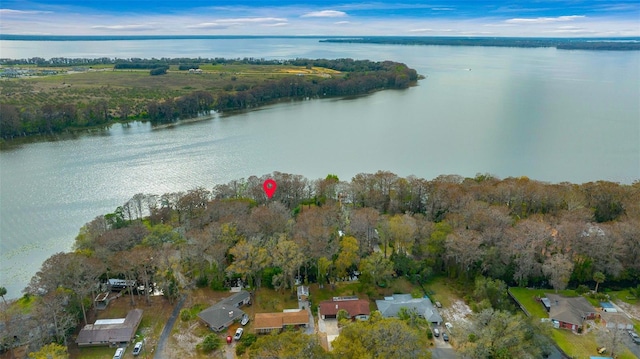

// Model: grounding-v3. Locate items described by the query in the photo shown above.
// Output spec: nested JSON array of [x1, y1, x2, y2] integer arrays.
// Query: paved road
[[153, 295, 186, 359], [431, 348, 459, 359], [621, 332, 640, 358]]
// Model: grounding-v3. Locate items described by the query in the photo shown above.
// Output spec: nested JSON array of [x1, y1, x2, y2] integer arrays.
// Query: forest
[[0, 57, 419, 139], [1, 171, 638, 356]]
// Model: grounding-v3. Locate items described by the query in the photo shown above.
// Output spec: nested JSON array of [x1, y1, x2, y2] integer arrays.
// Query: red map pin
[[263, 179, 277, 199]]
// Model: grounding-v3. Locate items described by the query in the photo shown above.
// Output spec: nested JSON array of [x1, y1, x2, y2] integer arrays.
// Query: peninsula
[[0, 57, 420, 140]]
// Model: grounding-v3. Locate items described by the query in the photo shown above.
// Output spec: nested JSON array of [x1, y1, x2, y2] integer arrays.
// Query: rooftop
[[76, 309, 143, 346], [319, 298, 370, 317]]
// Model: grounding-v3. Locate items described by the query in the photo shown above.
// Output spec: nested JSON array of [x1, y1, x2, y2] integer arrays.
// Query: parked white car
[[132, 341, 143, 356], [233, 327, 244, 341], [113, 348, 124, 359]]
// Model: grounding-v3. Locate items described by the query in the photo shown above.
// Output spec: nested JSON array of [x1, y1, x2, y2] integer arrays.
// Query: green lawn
[[553, 328, 638, 359], [423, 277, 467, 308], [607, 289, 638, 305], [508, 287, 577, 319]]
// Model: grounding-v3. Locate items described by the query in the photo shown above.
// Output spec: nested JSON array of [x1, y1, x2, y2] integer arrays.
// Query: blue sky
[[1, 1, 639, 37]]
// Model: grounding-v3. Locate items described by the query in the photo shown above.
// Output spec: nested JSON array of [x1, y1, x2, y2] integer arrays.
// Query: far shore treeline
[[2, 170, 638, 354], [0, 57, 419, 139]]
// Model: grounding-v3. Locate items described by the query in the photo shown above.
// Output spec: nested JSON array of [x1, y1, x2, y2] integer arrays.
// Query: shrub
[[235, 333, 257, 356], [195, 275, 209, 288], [180, 308, 191, 321], [575, 284, 590, 295], [198, 333, 222, 353], [150, 66, 168, 76]]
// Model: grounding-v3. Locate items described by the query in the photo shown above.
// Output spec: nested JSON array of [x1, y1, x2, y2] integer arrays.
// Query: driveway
[[153, 295, 186, 359], [223, 341, 236, 359], [299, 299, 315, 334], [317, 317, 339, 350], [431, 348, 459, 359], [621, 331, 640, 358]]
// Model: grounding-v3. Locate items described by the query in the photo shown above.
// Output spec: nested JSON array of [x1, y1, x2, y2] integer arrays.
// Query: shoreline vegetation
[[319, 36, 640, 50], [0, 57, 420, 141]]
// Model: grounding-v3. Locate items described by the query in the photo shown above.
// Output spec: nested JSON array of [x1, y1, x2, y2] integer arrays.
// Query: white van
[[113, 348, 124, 359]]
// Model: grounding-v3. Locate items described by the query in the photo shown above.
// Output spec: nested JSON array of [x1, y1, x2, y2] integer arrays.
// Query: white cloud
[[335, 21, 351, 25], [264, 22, 288, 27], [218, 17, 287, 23], [301, 10, 346, 18], [91, 24, 157, 31], [186, 17, 287, 29], [186, 22, 234, 29], [0, 8, 51, 15], [506, 15, 585, 24]]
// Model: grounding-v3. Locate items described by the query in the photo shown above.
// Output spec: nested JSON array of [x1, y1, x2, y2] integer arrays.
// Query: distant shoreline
[[320, 36, 640, 51], [1, 34, 639, 51]]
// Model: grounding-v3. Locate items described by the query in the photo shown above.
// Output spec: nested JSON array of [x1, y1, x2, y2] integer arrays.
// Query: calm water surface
[[1, 38, 639, 298]]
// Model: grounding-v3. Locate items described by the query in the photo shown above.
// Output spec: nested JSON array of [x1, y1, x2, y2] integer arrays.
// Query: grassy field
[[423, 277, 468, 308], [0, 64, 343, 107], [552, 329, 637, 359]]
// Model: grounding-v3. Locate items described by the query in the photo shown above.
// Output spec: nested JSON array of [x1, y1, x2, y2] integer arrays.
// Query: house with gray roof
[[198, 290, 251, 332], [376, 294, 442, 325], [544, 293, 597, 332]]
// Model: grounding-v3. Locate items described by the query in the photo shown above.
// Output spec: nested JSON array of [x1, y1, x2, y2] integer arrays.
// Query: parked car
[[442, 333, 449, 342], [132, 341, 143, 356], [241, 314, 249, 326], [234, 327, 244, 341], [433, 328, 440, 337], [435, 301, 442, 308], [113, 348, 124, 359], [629, 330, 640, 344], [226, 335, 233, 344], [445, 322, 453, 330]]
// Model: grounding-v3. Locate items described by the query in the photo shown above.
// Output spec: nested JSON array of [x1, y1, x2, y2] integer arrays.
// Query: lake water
[[1, 38, 639, 298]]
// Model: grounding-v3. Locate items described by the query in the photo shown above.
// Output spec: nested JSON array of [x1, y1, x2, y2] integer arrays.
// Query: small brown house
[[76, 309, 143, 347], [319, 297, 370, 320], [544, 293, 597, 331], [254, 310, 309, 334]]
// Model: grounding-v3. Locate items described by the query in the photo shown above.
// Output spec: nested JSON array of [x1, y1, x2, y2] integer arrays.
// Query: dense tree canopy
[[2, 170, 638, 355]]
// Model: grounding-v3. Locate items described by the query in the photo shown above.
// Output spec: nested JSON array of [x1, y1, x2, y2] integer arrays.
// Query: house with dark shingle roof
[[375, 294, 443, 325], [319, 297, 370, 320], [545, 293, 597, 331], [76, 309, 143, 347], [198, 290, 251, 332]]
